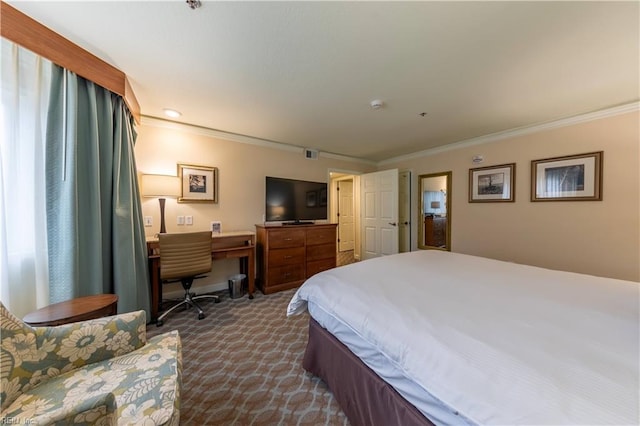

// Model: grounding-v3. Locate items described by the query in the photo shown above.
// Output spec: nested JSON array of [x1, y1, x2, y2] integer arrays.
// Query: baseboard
[[163, 281, 229, 299]]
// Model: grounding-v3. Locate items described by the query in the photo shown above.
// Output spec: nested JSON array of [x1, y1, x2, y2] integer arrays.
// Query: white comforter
[[287, 250, 640, 425]]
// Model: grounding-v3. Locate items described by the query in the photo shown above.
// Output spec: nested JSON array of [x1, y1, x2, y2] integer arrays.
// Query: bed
[[287, 250, 640, 425]]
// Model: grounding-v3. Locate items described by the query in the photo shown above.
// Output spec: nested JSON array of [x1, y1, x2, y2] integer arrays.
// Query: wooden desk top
[[146, 231, 255, 256], [23, 294, 118, 327], [146, 230, 255, 243]]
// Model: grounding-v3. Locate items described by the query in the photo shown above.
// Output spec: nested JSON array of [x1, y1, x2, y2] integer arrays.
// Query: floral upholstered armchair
[[0, 302, 181, 425]]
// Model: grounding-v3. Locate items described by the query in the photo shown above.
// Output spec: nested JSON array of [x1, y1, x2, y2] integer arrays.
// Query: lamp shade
[[141, 174, 180, 198], [430, 201, 441, 209]]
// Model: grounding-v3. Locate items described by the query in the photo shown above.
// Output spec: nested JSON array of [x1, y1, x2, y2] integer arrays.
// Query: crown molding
[[142, 101, 638, 168], [320, 150, 376, 165], [379, 101, 640, 166], [140, 115, 374, 165]]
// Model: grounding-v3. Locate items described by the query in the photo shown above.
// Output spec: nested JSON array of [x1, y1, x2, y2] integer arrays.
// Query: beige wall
[[136, 112, 639, 284], [383, 111, 640, 282], [135, 122, 375, 294], [136, 123, 374, 236]]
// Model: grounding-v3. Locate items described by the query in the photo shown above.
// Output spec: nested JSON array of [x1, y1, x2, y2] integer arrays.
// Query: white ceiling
[[9, 1, 639, 162]]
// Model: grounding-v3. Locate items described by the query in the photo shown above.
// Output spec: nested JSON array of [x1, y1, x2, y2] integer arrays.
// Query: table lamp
[[141, 174, 180, 234]]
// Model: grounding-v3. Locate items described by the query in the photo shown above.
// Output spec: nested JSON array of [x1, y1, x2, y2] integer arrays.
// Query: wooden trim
[[1, 1, 140, 122], [125, 77, 141, 123]]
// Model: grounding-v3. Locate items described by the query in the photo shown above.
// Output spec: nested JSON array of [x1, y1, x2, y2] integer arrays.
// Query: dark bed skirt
[[303, 317, 435, 426]]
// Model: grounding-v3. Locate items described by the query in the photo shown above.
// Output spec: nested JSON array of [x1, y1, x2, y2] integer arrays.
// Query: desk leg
[[248, 249, 255, 299], [239, 254, 255, 299], [149, 257, 161, 322]]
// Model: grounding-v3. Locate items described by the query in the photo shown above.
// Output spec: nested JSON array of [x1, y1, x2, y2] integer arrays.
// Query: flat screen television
[[265, 176, 328, 224]]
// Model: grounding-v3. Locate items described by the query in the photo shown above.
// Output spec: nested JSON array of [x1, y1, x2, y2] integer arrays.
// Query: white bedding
[[287, 250, 640, 425]]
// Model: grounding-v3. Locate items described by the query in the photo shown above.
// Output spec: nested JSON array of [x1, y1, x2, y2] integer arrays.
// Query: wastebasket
[[228, 273, 246, 299]]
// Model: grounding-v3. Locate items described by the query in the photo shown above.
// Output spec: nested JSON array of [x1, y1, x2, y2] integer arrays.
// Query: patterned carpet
[[147, 289, 349, 426], [337, 250, 356, 267]]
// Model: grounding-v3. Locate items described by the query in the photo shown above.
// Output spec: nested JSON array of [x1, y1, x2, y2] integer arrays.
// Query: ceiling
[[8, 1, 639, 163]]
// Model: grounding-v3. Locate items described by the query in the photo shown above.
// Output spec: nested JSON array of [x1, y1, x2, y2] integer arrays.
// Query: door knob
[[388, 222, 397, 226]]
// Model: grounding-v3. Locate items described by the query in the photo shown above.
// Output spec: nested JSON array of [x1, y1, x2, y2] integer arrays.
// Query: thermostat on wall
[[211, 221, 222, 234]]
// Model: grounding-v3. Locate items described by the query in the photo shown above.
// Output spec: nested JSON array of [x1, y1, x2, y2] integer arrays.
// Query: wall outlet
[[177, 216, 185, 225], [185, 215, 193, 225], [144, 216, 153, 227]]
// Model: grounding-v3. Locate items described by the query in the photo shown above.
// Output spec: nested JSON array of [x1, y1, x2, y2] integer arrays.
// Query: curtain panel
[[0, 39, 51, 318], [45, 65, 150, 316]]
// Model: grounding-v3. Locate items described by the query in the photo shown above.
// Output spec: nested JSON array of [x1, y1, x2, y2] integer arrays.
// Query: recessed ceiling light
[[163, 109, 182, 118]]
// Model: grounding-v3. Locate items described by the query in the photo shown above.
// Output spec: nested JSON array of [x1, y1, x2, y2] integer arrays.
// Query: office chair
[[156, 231, 219, 326]]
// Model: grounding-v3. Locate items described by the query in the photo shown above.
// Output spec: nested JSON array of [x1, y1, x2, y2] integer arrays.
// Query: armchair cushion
[[0, 302, 181, 425]]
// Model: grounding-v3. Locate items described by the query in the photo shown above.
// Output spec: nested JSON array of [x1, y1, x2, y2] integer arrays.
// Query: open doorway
[[329, 171, 359, 265]]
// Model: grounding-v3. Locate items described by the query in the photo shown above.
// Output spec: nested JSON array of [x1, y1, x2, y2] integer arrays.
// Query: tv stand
[[255, 223, 337, 294]]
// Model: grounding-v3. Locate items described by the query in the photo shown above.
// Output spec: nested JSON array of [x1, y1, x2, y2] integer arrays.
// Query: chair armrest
[[1, 330, 182, 426], [36, 310, 147, 367], [1, 309, 147, 410], [30, 392, 118, 425]]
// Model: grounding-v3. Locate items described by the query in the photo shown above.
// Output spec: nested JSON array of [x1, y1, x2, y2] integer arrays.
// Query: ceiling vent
[[304, 148, 319, 160]]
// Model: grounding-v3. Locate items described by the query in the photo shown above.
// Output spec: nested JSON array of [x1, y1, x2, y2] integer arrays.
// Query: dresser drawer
[[268, 247, 305, 266], [307, 242, 336, 262], [256, 224, 337, 295], [268, 229, 306, 249], [307, 258, 336, 277], [268, 264, 305, 285], [306, 227, 336, 246]]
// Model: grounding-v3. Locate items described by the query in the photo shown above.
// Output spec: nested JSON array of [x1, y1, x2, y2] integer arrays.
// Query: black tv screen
[[265, 176, 328, 223]]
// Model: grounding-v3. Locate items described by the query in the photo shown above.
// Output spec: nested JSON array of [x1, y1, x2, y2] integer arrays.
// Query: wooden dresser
[[255, 223, 337, 294], [424, 216, 447, 248]]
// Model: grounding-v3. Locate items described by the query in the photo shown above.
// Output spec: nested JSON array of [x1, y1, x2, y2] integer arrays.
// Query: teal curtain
[[45, 65, 150, 316]]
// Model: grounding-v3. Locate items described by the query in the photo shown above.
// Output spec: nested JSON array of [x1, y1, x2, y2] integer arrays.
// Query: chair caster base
[[156, 320, 164, 327], [198, 313, 205, 320]]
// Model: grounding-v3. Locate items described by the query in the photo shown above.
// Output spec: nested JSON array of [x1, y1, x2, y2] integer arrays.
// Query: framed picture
[[177, 164, 218, 203], [469, 163, 516, 202], [531, 151, 602, 201]]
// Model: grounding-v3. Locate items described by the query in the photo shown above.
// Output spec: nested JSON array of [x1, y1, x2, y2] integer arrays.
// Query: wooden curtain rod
[[0, 1, 140, 123]]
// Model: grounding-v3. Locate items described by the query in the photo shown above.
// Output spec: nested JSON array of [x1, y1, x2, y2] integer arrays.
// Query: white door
[[361, 169, 399, 260], [337, 179, 355, 251], [398, 171, 411, 252]]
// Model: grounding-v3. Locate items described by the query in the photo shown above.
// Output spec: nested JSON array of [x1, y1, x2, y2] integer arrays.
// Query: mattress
[[287, 250, 640, 425]]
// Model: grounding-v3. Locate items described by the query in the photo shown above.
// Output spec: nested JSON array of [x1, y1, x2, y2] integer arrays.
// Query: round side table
[[23, 294, 118, 326]]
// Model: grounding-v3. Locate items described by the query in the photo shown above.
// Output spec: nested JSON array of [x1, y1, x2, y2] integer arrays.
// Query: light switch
[[177, 216, 185, 225], [185, 215, 193, 225], [144, 216, 153, 227]]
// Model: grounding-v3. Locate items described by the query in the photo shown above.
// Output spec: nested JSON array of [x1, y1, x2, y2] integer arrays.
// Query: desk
[[147, 231, 255, 322], [23, 294, 118, 326]]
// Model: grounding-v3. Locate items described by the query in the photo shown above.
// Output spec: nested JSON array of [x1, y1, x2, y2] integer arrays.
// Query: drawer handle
[[284, 255, 292, 259], [284, 272, 291, 277], [284, 238, 293, 241]]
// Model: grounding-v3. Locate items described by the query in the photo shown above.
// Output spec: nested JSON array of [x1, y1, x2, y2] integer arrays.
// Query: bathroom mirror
[[418, 172, 452, 251]]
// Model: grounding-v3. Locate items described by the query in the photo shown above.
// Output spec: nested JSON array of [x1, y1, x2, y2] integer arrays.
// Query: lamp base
[[159, 198, 167, 234]]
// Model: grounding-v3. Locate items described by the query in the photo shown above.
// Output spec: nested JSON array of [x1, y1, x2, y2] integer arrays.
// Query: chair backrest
[[158, 231, 213, 281]]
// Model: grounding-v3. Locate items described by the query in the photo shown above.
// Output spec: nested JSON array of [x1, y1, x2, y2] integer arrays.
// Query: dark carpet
[[147, 289, 349, 426]]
